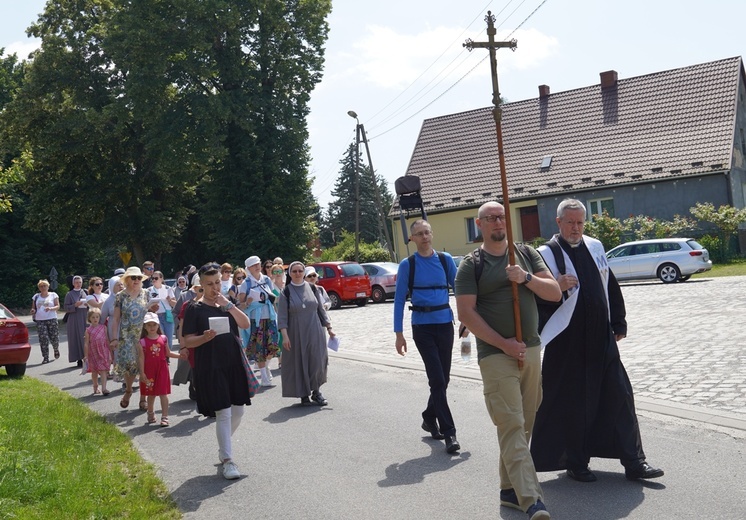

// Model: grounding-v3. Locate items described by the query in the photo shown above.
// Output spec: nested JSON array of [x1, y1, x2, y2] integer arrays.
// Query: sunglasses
[[152, 277, 161, 280], [235, 276, 245, 281], [143, 266, 154, 271], [263, 265, 273, 269], [93, 282, 103, 286], [199, 263, 221, 275], [271, 270, 283, 275], [197, 288, 204, 293], [130, 276, 143, 281], [306, 274, 317, 278]]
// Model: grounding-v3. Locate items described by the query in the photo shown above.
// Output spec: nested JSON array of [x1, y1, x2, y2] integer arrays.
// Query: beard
[[489, 230, 506, 243]]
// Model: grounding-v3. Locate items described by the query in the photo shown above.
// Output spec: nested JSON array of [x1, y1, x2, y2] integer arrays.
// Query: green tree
[[0, 50, 26, 213], [191, 0, 332, 263], [325, 143, 394, 250], [583, 211, 623, 251], [2, 0, 210, 265], [320, 230, 390, 262], [690, 202, 746, 261]]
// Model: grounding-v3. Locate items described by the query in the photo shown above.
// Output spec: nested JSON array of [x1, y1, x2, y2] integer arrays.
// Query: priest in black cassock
[[530, 199, 664, 483]]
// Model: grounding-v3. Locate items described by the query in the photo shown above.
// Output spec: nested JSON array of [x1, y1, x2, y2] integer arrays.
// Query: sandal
[[102, 390, 110, 396], [139, 399, 148, 411], [160, 416, 169, 427], [120, 390, 132, 409], [147, 411, 156, 424]]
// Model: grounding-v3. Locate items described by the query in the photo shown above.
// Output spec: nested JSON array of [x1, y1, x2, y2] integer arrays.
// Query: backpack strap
[[407, 251, 451, 312], [545, 239, 568, 300]]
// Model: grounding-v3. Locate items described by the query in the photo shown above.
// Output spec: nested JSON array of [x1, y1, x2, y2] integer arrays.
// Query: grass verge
[[0, 371, 181, 519], [692, 258, 746, 278]]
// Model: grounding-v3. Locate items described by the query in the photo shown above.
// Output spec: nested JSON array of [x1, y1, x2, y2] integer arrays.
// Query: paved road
[[12, 275, 746, 518], [328, 275, 746, 429]]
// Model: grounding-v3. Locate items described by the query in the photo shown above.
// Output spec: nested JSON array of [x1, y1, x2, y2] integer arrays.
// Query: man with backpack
[[455, 202, 560, 520], [393, 219, 460, 454]]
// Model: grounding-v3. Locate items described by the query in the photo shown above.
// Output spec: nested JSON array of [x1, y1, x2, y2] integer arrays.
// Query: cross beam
[[464, 12, 524, 367]]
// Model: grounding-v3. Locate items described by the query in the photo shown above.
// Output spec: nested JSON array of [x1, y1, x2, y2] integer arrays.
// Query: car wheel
[[678, 275, 691, 282], [5, 363, 26, 377], [371, 286, 386, 303], [657, 263, 680, 283], [356, 298, 367, 307], [328, 292, 341, 310]]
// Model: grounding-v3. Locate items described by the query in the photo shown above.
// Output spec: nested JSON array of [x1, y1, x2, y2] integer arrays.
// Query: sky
[[3, 0, 746, 209]]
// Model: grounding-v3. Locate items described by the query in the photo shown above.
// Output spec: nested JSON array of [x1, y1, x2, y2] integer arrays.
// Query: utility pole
[[464, 12, 523, 367], [359, 126, 396, 261]]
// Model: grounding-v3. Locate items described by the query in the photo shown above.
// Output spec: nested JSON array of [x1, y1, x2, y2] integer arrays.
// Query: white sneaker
[[260, 368, 273, 386], [222, 460, 240, 480]]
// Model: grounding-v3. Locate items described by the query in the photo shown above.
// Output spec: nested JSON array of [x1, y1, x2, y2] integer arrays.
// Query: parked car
[[0, 304, 31, 377], [361, 262, 399, 303], [606, 238, 712, 283], [310, 262, 372, 309]]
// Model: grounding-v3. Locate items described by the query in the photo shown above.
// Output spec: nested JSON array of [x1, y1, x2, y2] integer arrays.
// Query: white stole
[[538, 235, 611, 347]]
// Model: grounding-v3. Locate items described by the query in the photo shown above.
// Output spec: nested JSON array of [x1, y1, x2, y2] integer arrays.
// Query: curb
[[330, 350, 746, 433]]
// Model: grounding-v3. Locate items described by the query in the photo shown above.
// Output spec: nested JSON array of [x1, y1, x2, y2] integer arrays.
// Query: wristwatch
[[523, 272, 533, 284], [220, 302, 235, 312]]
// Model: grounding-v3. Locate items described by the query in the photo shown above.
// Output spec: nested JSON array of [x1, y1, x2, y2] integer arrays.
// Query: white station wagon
[[606, 238, 712, 283]]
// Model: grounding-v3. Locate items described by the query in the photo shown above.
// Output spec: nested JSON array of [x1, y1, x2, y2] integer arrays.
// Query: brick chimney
[[600, 70, 618, 89], [539, 84, 550, 98]]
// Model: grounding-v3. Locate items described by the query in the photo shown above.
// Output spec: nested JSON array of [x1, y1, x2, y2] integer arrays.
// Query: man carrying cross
[[456, 202, 560, 520]]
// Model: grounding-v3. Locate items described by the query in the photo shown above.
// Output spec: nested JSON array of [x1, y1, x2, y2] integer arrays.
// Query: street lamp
[[346, 111, 396, 261]]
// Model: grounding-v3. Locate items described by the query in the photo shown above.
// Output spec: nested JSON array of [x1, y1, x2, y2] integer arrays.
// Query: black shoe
[[625, 462, 664, 480], [421, 420, 445, 440], [76, 360, 83, 367], [566, 467, 597, 482], [311, 392, 328, 406], [41, 358, 50, 364], [445, 435, 460, 454], [499, 488, 521, 511], [300, 396, 311, 405]]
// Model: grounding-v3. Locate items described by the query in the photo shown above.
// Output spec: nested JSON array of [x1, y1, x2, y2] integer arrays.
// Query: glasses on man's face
[[94, 282, 103, 286], [481, 214, 506, 223], [144, 266, 154, 271], [412, 229, 432, 237]]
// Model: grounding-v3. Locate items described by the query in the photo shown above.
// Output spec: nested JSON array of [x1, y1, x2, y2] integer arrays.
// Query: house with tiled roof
[[390, 56, 746, 259]]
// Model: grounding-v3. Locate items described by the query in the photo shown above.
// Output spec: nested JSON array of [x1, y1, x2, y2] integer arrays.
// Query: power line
[[368, 0, 549, 141]]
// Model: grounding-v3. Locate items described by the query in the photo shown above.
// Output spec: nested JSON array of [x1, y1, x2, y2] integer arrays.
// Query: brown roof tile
[[395, 56, 742, 213]]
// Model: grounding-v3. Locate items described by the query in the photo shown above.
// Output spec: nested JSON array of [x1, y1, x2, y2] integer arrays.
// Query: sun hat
[[244, 256, 261, 269], [304, 266, 317, 277], [121, 266, 146, 282], [143, 312, 159, 325]]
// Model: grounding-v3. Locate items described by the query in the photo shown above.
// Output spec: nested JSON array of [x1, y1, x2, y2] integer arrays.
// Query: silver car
[[606, 238, 712, 283], [361, 262, 399, 303]]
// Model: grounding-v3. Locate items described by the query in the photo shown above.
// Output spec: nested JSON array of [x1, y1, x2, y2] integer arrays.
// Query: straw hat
[[121, 266, 146, 282]]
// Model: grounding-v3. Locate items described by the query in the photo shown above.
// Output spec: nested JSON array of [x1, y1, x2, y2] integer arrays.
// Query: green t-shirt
[[454, 246, 549, 361]]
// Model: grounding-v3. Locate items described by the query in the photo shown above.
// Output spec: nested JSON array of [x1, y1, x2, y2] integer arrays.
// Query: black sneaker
[[527, 500, 550, 520], [41, 358, 50, 365], [500, 488, 521, 510], [311, 392, 328, 406]]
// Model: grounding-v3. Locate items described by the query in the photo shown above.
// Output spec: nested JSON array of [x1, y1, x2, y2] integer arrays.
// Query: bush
[[583, 211, 623, 251], [320, 230, 391, 262]]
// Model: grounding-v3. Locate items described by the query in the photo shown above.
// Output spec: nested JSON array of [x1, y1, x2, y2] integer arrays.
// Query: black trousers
[[412, 322, 456, 437]]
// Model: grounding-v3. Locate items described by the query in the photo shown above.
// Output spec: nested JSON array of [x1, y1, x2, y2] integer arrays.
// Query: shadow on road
[[377, 438, 471, 487], [170, 473, 240, 514]]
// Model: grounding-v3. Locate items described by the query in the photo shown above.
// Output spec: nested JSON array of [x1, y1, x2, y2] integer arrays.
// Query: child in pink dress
[[139, 312, 186, 426], [84, 308, 111, 395]]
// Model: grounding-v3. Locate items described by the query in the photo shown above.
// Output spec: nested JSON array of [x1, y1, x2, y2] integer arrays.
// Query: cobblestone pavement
[[329, 275, 746, 418]]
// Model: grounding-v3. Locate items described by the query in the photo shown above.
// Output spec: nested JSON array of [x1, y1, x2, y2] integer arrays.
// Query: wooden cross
[[464, 13, 524, 367]]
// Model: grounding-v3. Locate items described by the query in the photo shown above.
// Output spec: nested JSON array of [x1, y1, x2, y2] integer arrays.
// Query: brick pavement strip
[[329, 276, 746, 429]]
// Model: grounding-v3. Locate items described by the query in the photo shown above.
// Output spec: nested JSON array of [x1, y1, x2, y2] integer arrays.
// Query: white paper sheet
[[208, 316, 230, 336]]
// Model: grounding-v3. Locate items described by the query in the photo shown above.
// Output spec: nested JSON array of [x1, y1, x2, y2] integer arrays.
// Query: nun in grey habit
[[277, 261, 335, 406]]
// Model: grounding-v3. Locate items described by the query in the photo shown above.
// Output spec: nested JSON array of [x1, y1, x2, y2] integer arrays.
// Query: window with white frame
[[466, 217, 481, 242], [587, 198, 615, 218]]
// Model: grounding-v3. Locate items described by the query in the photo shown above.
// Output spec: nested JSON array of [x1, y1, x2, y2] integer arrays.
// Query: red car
[[310, 262, 371, 309], [0, 303, 31, 377]]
